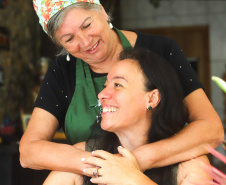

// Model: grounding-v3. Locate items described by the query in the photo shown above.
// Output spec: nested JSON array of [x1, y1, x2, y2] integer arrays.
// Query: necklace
[[93, 99, 102, 124]]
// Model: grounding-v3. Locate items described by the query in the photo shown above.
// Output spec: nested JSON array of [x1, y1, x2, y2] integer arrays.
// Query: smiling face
[[55, 7, 116, 65], [98, 59, 152, 135]]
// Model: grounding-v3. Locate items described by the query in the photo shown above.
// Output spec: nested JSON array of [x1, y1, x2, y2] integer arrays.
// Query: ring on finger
[[93, 168, 99, 177]]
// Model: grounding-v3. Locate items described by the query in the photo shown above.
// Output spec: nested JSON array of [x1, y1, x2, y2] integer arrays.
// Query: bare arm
[[19, 107, 92, 174], [132, 89, 224, 171], [44, 145, 158, 185], [43, 142, 87, 185]]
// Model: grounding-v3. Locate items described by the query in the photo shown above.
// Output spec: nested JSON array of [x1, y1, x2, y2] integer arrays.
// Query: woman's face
[[56, 7, 114, 64], [98, 59, 151, 134]]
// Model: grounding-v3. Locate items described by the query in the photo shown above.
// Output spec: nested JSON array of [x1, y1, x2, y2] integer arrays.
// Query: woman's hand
[[82, 146, 151, 185]]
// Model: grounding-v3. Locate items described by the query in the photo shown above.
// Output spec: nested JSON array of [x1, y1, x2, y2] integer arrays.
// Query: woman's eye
[[66, 36, 73, 43], [114, 83, 122, 87], [83, 23, 91, 29]]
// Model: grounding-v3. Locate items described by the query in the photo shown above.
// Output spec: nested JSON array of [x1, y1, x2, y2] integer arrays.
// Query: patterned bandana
[[33, 0, 101, 32]]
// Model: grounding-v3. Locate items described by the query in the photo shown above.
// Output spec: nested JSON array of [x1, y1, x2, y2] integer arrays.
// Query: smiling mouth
[[88, 41, 99, 51], [103, 107, 118, 113]]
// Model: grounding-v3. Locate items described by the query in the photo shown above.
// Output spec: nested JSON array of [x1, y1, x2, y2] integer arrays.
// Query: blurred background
[[0, 0, 225, 184]]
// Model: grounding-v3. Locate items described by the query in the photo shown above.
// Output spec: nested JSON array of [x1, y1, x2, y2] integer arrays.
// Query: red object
[[0, 126, 14, 135]]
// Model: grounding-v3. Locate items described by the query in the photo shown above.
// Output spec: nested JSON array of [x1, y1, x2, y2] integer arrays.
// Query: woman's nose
[[98, 86, 111, 101], [77, 31, 90, 47]]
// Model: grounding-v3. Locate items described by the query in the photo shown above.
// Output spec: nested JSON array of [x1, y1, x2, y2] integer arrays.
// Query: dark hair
[[83, 48, 188, 185], [119, 48, 188, 143]]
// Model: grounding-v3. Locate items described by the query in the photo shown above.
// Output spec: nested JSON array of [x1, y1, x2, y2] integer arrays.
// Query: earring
[[147, 106, 152, 110], [66, 53, 70, 61], [109, 22, 113, 29]]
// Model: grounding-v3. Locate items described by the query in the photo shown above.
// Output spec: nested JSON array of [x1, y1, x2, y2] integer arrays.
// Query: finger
[[83, 167, 102, 177], [82, 156, 103, 167], [117, 146, 135, 159], [92, 150, 114, 160], [90, 176, 106, 184]]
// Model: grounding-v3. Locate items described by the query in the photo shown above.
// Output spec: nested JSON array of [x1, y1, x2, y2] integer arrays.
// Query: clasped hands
[[81, 146, 142, 185]]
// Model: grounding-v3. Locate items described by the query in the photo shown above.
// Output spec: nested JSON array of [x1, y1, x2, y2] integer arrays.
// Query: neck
[[89, 29, 123, 74], [115, 128, 149, 151]]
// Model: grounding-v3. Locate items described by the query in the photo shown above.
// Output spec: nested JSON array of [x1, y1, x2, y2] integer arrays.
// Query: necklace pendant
[[93, 99, 102, 124]]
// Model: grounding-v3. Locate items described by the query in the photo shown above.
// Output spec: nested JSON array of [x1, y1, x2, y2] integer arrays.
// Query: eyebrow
[[60, 17, 91, 40], [112, 76, 128, 82], [79, 17, 91, 28]]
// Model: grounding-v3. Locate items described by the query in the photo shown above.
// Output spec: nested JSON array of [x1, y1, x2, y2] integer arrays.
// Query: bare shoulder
[[121, 30, 137, 47], [177, 155, 212, 185]]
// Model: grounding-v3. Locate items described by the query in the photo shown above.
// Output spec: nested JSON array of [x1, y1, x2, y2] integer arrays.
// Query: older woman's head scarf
[[33, 0, 100, 32]]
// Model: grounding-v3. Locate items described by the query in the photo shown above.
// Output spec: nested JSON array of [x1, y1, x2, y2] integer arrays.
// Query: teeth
[[89, 42, 98, 51], [103, 107, 118, 113]]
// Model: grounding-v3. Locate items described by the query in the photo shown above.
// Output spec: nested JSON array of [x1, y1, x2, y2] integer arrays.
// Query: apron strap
[[76, 58, 98, 107], [76, 58, 85, 84], [84, 62, 99, 107], [114, 27, 132, 49]]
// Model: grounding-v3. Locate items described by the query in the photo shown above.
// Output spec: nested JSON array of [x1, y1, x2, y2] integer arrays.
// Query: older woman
[[43, 49, 212, 185], [19, 0, 223, 176]]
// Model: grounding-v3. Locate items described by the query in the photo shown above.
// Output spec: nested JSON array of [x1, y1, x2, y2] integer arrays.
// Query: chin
[[100, 124, 109, 131], [101, 122, 113, 132]]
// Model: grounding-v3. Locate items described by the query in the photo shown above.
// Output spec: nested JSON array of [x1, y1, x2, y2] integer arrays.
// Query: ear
[[146, 89, 161, 109]]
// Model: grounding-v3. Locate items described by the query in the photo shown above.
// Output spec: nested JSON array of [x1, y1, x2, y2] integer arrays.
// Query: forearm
[[19, 140, 91, 174], [133, 119, 224, 171]]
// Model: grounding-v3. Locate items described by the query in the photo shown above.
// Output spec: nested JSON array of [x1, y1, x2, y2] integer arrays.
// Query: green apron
[[65, 28, 132, 144]]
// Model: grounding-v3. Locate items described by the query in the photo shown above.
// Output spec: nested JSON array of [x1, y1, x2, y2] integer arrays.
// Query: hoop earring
[[147, 106, 152, 110], [109, 22, 113, 29], [66, 53, 70, 61]]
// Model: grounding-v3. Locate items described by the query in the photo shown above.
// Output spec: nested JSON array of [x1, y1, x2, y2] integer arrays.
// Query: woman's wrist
[[132, 141, 169, 171], [132, 144, 156, 171]]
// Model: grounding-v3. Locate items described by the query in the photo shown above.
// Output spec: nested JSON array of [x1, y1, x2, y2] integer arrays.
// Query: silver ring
[[93, 168, 99, 177]]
